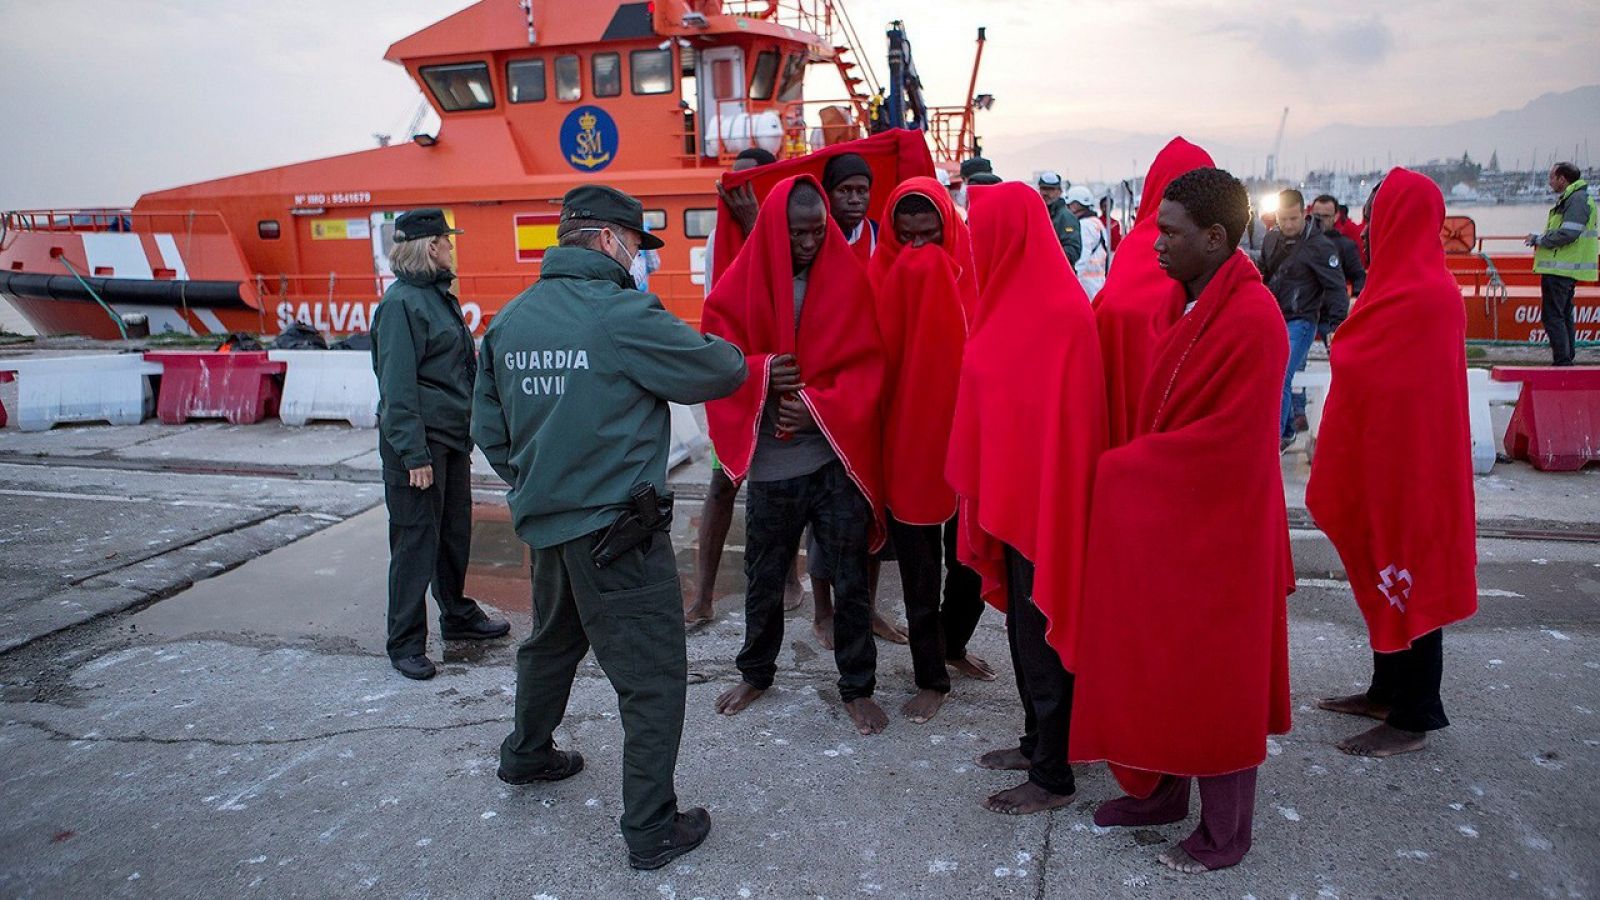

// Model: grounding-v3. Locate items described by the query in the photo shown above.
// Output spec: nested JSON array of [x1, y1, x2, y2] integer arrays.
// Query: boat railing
[[3, 208, 239, 237]]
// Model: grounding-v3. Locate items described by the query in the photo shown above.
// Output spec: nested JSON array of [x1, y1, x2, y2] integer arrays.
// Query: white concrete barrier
[[267, 350, 378, 428], [0, 354, 161, 431], [1293, 367, 1514, 475]]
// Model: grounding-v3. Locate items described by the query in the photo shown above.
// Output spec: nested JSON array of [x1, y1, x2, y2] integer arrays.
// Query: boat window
[[643, 209, 667, 231], [631, 49, 674, 95], [555, 55, 582, 101], [776, 52, 806, 103], [684, 208, 716, 239], [258, 220, 281, 240], [507, 59, 546, 103], [750, 51, 779, 101], [711, 58, 740, 101], [593, 53, 622, 98], [420, 62, 496, 111]]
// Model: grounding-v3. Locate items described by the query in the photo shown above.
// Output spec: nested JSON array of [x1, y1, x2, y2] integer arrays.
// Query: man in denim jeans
[[1259, 189, 1349, 451]]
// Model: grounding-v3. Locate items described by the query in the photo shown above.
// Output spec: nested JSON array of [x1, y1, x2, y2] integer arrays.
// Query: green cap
[[560, 185, 664, 250], [392, 208, 463, 242]]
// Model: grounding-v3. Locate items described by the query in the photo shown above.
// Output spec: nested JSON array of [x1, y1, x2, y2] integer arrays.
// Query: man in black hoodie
[[1260, 189, 1349, 448]]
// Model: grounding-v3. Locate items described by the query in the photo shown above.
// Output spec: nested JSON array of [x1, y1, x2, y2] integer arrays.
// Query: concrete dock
[[0, 392, 1596, 897]]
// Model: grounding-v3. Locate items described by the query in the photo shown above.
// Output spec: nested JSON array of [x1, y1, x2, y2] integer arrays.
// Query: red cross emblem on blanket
[[1377, 564, 1413, 612]]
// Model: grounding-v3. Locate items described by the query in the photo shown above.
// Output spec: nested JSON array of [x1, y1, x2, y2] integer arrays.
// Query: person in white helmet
[[1066, 185, 1110, 300]]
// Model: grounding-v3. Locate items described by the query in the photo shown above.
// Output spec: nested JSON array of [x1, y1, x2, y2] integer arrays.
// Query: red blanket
[[870, 177, 979, 321], [710, 130, 935, 284], [1069, 251, 1292, 795], [1092, 137, 1215, 448], [1306, 168, 1477, 652], [701, 175, 887, 550], [945, 183, 1106, 642]]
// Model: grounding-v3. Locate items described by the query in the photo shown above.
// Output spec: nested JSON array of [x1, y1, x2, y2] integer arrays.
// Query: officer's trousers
[[500, 529, 688, 853], [383, 441, 485, 660]]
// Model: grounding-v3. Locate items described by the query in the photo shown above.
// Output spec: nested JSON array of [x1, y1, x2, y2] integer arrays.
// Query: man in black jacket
[[1260, 189, 1349, 448]]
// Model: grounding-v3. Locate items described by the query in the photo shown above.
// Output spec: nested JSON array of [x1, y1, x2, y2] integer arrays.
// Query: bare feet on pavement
[[975, 747, 1032, 771], [783, 576, 806, 612], [844, 697, 889, 735], [901, 688, 946, 723], [1158, 846, 1209, 874], [949, 653, 997, 681], [812, 615, 835, 651], [1316, 693, 1390, 721], [683, 600, 714, 631], [1337, 722, 1427, 757], [981, 781, 1074, 815], [872, 610, 909, 644], [715, 682, 765, 716]]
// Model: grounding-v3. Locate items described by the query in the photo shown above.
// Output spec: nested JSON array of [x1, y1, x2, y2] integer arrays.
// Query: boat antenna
[[521, 0, 537, 44]]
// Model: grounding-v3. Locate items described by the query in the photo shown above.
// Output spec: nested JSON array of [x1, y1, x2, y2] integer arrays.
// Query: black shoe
[[497, 749, 585, 785], [441, 616, 511, 641], [628, 808, 711, 871], [1293, 414, 1309, 433], [392, 654, 437, 680]]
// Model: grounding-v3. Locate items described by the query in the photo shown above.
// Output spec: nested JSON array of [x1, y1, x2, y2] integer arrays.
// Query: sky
[[1, 0, 1597, 207]]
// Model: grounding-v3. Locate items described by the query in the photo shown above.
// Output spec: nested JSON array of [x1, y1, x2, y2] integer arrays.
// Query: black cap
[[392, 208, 462, 242], [822, 153, 873, 192], [959, 157, 994, 180], [560, 185, 664, 250]]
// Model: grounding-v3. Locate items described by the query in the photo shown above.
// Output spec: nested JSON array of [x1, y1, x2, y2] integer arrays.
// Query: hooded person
[[700, 174, 893, 736], [944, 182, 1108, 815], [1092, 137, 1216, 449], [1067, 168, 1292, 875], [708, 131, 935, 284], [868, 176, 991, 723], [1307, 169, 1477, 759]]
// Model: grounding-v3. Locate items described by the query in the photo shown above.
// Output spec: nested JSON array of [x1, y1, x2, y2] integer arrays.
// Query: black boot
[[628, 808, 712, 871]]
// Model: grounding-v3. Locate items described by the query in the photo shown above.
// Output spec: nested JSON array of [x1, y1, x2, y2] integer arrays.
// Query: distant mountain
[[994, 85, 1600, 188]]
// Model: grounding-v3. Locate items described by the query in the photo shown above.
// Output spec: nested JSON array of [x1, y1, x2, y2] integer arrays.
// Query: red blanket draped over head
[[870, 177, 976, 525], [1306, 168, 1477, 653], [1068, 250, 1293, 797], [700, 175, 887, 550], [1092, 137, 1215, 448], [710, 130, 936, 284], [945, 183, 1107, 654]]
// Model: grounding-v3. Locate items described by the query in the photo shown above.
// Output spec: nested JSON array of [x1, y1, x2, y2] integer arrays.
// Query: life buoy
[[1440, 216, 1476, 255]]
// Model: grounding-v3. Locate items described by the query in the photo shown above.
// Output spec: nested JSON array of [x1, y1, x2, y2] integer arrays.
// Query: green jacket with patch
[[472, 246, 747, 549], [1047, 196, 1083, 264], [371, 270, 477, 474]]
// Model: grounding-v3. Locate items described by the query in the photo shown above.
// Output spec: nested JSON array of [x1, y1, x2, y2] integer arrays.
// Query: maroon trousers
[[1092, 767, 1258, 870]]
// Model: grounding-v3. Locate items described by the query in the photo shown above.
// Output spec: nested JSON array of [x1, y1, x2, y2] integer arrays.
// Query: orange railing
[[3, 208, 238, 237]]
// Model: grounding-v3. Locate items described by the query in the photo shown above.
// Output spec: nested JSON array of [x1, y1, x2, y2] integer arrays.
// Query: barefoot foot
[[975, 747, 1032, 771], [844, 697, 889, 735], [981, 781, 1075, 815], [811, 616, 835, 651], [948, 653, 997, 681], [1337, 722, 1427, 758], [901, 688, 947, 723], [783, 578, 806, 612], [871, 611, 909, 644], [683, 601, 715, 631], [1316, 692, 1390, 721], [1158, 846, 1210, 875], [714, 682, 765, 716]]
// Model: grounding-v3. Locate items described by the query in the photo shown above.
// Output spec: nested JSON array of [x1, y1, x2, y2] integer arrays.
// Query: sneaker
[[628, 808, 712, 871], [392, 654, 437, 680], [441, 616, 511, 641], [497, 749, 585, 785]]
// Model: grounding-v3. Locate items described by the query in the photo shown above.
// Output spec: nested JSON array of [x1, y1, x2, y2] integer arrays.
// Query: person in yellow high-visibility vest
[[1526, 162, 1598, 366]]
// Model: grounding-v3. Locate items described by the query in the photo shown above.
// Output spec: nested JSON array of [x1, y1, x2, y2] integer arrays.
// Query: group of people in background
[[361, 138, 1600, 873]]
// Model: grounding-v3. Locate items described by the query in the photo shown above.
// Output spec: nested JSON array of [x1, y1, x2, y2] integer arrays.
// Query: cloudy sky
[[2, 0, 1596, 207]]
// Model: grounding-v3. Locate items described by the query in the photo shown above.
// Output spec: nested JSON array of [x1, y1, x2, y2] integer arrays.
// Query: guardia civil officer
[[371, 209, 510, 681], [472, 186, 746, 870]]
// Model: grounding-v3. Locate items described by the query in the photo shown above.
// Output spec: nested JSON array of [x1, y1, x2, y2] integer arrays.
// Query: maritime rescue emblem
[[561, 106, 618, 172], [1377, 564, 1413, 612]]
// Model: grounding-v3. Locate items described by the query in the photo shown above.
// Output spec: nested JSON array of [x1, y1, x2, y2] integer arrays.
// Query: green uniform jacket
[[371, 271, 478, 476], [1047, 196, 1083, 264], [472, 246, 747, 550]]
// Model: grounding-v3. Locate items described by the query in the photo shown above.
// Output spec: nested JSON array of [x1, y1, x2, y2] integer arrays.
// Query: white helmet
[[1065, 185, 1096, 208]]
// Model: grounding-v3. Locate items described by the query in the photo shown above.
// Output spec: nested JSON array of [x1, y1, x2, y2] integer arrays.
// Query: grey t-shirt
[[747, 269, 838, 483]]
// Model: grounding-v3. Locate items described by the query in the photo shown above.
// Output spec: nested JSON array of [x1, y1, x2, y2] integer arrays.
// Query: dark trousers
[[742, 461, 876, 701], [1096, 769, 1258, 870], [383, 441, 484, 659], [1367, 627, 1449, 732], [888, 515, 984, 693], [500, 530, 687, 853], [1541, 274, 1578, 366], [1004, 546, 1076, 796]]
